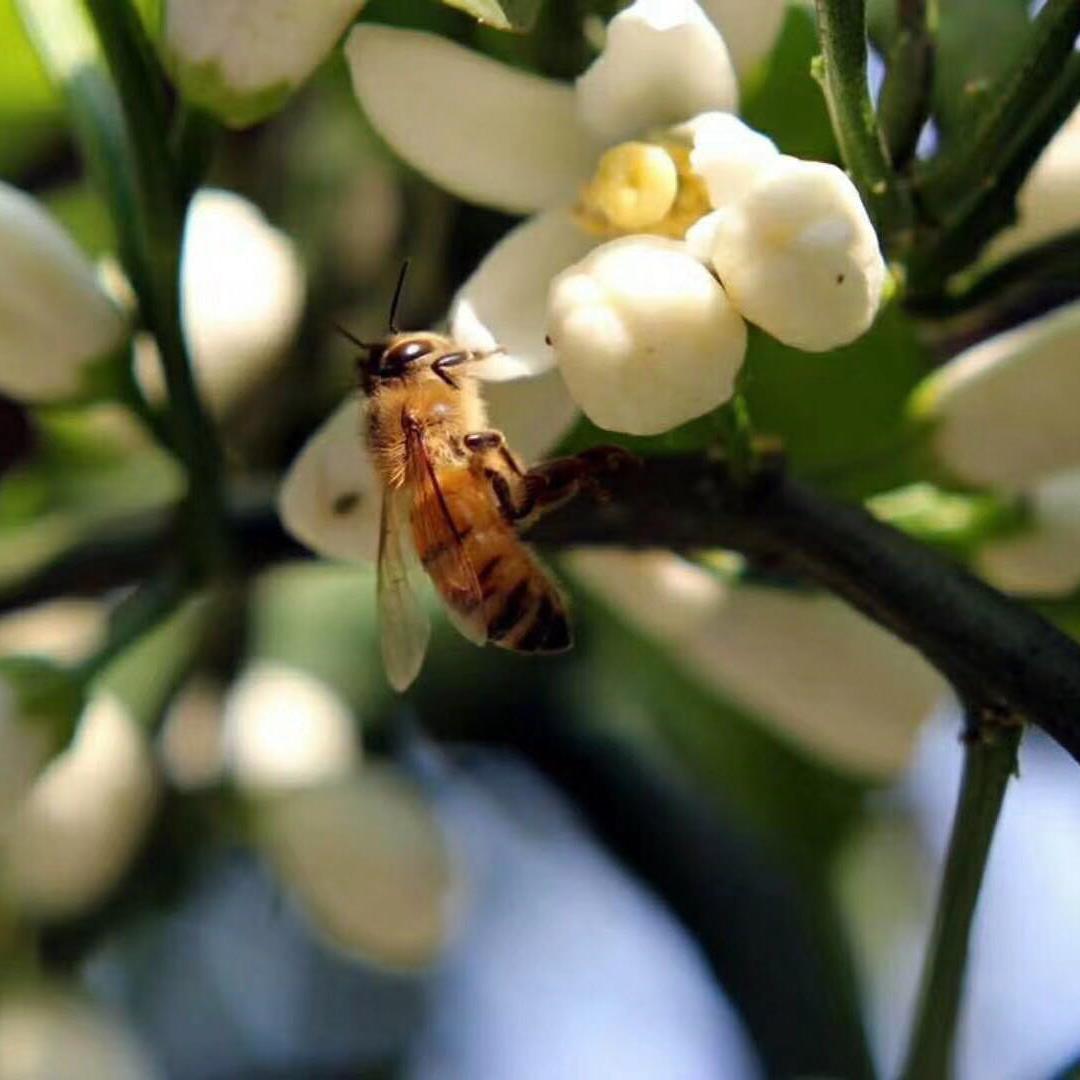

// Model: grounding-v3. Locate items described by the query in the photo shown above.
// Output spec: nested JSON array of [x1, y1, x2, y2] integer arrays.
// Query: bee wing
[[377, 484, 431, 692], [406, 423, 488, 648]]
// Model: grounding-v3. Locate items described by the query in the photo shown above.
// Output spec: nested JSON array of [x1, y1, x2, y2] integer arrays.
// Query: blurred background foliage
[[0, 1, 1079, 1079]]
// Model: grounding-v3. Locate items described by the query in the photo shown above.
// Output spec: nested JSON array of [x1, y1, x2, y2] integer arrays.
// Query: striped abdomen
[[412, 467, 571, 653]]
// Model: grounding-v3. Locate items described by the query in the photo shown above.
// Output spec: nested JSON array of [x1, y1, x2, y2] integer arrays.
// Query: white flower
[[1, 693, 158, 921], [222, 661, 358, 792], [135, 188, 305, 415], [164, 0, 368, 128], [548, 236, 746, 434], [346, 0, 750, 381], [696, 0, 787, 77], [0, 181, 127, 401], [569, 550, 944, 777], [0, 987, 160, 1080], [254, 769, 456, 969], [687, 156, 886, 351], [984, 103, 1080, 265], [912, 299, 1080, 491], [279, 366, 578, 563], [976, 469, 1080, 597]]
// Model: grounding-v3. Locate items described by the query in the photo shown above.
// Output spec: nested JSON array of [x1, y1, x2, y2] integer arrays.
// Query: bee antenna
[[332, 322, 378, 352], [388, 258, 410, 333]]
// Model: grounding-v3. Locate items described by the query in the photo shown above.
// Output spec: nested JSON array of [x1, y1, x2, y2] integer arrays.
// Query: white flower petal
[[976, 469, 1080, 596], [984, 103, 1080, 264], [277, 393, 381, 564], [450, 209, 597, 380], [0, 988, 161, 1080], [697, 0, 787, 77], [576, 0, 738, 146], [548, 236, 746, 435], [0, 182, 127, 401], [679, 111, 780, 210], [706, 156, 885, 351], [3, 693, 158, 921], [165, 0, 366, 127], [346, 26, 596, 214], [223, 661, 358, 792], [913, 300, 1080, 491], [255, 769, 456, 969], [569, 551, 943, 777]]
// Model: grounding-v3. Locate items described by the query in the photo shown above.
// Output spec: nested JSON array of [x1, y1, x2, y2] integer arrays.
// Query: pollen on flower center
[[575, 140, 711, 240]]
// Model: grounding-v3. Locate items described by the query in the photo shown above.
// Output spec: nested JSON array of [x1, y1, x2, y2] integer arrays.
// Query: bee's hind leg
[[516, 445, 640, 525]]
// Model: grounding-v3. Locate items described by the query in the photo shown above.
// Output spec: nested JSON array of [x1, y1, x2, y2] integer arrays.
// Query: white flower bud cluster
[[548, 114, 886, 435]]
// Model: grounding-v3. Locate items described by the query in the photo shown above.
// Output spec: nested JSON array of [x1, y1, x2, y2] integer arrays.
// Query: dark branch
[[528, 456, 1080, 764]]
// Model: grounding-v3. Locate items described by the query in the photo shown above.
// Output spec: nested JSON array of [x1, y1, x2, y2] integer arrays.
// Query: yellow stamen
[[575, 139, 711, 240]]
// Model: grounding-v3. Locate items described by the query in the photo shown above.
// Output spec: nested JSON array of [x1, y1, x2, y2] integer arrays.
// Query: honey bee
[[345, 269, 598, 691]]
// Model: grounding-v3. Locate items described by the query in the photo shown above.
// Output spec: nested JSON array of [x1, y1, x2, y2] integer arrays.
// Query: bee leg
[[464, 430, 526, 477], [523, 445, 640, 517], [484, 467, 538, 525], [431, 352, 469, 389]]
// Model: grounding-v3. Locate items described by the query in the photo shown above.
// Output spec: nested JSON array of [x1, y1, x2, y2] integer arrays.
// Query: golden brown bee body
[[363, 331, 571, 691]]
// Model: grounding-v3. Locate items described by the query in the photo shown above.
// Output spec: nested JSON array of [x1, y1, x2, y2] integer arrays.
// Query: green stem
[[812, 0, 914, 249], [899, 714, 1023, 1080], [916, 0, 1080, 215], [877, 0, 934, 170], [82, 0, 228, 576]]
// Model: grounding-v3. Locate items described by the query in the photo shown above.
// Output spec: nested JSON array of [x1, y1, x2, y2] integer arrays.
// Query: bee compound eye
[[395, 340, 433, 365]]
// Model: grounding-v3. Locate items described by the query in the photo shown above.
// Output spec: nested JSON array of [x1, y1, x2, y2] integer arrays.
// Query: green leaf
[[440, 0, 542, 32], [741, 299, 934, 498]]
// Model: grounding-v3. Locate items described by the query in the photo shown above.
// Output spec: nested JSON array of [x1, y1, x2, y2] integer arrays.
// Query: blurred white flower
[[914, 299, 1080, 492], [157, 677, 227, 790], [1, 693, 158, 921], [569, 550, 943, 776], [346, 0, 744, 380], [164, 0, 368, 127], [688, 156, 886, 351], [222, 660, 358, 792], [697, 0, 787, 77], [984, 103, 1080, 265], [548, 236, 746, 434], [254, 768, 456, 970], [975, 469, 1080, 596], [135, 188, 305, 414], [278, 366, 578, 563], [0, 181, 127, 401], [0, 599, 105, 666], [0, 986, 160, 1080]]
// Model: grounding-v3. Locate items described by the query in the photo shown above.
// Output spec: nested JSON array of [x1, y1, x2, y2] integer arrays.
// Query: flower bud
[[976, 469, 1080, 596], [164, 0, 367, 128], [548, 236, 746, 435], [0, 986, 160, 1080], [0, 182, 127, 401], [254, 769, 455, 970], [692, 156, 885, 351], [2, 693, 158, 921], [223, 661, 358, 792]]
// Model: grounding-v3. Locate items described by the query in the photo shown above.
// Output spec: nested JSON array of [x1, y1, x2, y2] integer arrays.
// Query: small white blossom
[[346, 0, 745, 380], [254, 769, 456, 969], [1, 693, 158, 921], [136, 188, 305, 413], [688, 156, 886, 351], [222, 661, 358, 792], [913, 299, 1080, 491], [548, 237, 746, 435], [568, 550, 944, 777], [165, 0, 368, 127], [976, 470, 1080, 597], [680, 111, 780, 211], [279, 367, 578, 564], [0, 181, 127, 401]]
